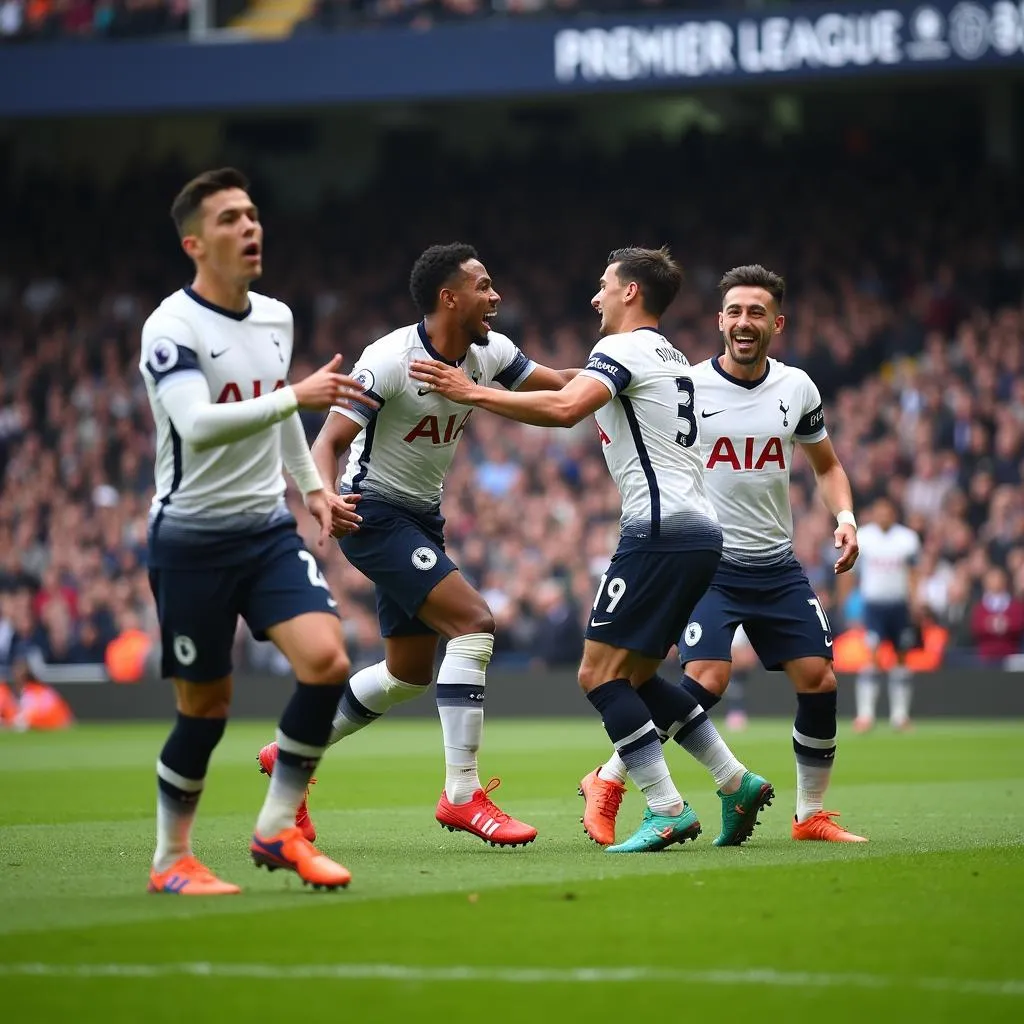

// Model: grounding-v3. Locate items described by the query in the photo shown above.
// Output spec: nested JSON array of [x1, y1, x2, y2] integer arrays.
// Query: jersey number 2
[[674, 377, 697, 449]]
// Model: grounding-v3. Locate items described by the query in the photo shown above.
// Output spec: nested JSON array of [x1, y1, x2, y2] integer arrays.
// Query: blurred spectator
[[969, 567, 1024, 665], [0, 128, 1022, 673]]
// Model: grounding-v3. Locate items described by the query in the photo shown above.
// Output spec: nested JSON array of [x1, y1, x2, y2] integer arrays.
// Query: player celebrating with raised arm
[[257, 243, 576, 847], [587, 264, 867, 845], [413, 247, 757, 853], [140, 168, 370, 895]]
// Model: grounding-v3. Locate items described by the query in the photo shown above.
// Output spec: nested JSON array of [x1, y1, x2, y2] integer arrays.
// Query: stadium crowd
[[1, 134, 1022, 682], [0, 0, 848, 42]]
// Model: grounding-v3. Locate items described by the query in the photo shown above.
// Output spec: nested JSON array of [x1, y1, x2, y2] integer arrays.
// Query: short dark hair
[[718, 264, 786, 307], [409, 243, 480, 316], [170, 167, 250, 238], [607, 246, 682, 318]]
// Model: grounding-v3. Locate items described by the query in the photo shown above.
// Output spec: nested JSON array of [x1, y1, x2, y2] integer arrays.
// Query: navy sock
[[680, 674, 722, 712], [793, 691, 837, 765], [277, 681, 346, 775], [157, 712, 226, 807], [637, 674, 708, 744], [154, 713, 226, 869], [586, 679, 668, 790]]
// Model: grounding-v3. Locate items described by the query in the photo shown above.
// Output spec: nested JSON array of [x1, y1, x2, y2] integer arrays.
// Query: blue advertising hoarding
[[3, 1, 1024, 116]]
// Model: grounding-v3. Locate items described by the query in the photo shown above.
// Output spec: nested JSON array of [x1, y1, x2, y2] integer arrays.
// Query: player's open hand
[[326, 492, 363, 538], [409, 359, 480, 405], [304, 489, 336, 547], [833, 523, 859, 574], [293, 354, 380, 412]]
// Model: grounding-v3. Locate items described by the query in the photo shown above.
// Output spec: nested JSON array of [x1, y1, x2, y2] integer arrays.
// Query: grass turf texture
[[1, 718, 1022, 1023]]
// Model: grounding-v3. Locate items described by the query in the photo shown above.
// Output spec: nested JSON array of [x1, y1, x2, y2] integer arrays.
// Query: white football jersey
[[693, 356, 827, 567], [579, 328, 720, 549], [856, 523, 921, 602], [139, 287, 294, 530], [336, 323, 536, 512]]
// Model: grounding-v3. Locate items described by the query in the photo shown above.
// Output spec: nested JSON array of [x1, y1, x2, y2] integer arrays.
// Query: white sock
[[855, 672, 879, 721], [153, 761, 202, 872], [329, 661, 427, 744], [255, 730, 324, 837], [888, 667, 913, 724], [598, 751, 628, 785], [796, 762, 832, 822], [671, 714, 746, 790], [436, 633, 492, 804]]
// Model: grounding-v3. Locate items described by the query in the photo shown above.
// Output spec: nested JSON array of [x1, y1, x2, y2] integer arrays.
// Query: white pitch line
[[0, 963, 1021, 997]]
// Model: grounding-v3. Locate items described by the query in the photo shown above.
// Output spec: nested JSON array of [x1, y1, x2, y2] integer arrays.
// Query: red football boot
[[435, 778, 538, 847]]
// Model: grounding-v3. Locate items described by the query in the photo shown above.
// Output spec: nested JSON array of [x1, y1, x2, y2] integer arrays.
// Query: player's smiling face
[[592, 262, 635, 336], [719, 285, 783, 368], [447, 259, 499, 337], [184, 187, 263, 286]]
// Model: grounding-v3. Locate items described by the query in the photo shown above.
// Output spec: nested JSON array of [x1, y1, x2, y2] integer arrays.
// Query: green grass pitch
[[1, 717, 1022, 1022]]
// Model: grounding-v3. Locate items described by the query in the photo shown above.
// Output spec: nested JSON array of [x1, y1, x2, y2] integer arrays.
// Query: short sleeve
[[578, 336, 633, 397], [140, 315, 203, 396], [488, 332, 537, 391], [794, 374, 827, 441], [332, 341, 402, 426]]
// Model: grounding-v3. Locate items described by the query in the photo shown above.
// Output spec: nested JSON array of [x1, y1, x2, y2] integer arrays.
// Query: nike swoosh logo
[[210, 349, 230, 359], [590, 619, 612, 627], [825, 637, 833, 647], [417, 388, 433, 397], [701, 409, 725, 418]]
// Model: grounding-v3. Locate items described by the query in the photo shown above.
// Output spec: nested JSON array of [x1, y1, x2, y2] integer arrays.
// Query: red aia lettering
[[706, 437, 786, 470], [403, 411, 473, 444], [216, 380, 286, 403], [597, 423, 612, 446]]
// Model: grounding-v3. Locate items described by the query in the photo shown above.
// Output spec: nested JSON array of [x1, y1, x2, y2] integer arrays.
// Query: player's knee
[[690, 662, 730, 696], [301, 645, 351, 685], [453, 607, 495, 638], [803, 665, 837, 694], [577, 664, 601, 693]]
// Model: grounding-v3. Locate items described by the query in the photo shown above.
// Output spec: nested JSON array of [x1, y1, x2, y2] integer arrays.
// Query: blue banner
[[4, 1, 1024, 117]]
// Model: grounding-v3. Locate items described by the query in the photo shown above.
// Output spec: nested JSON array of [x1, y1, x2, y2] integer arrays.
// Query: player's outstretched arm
[[801, 437, 859, 574], [160, 355, 372, 453], [410, 359, 608, 427], [517, 364, 581, 391]]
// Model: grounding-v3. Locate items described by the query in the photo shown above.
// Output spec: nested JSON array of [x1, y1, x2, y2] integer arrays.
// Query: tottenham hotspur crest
[[779, 399, 789, 427]]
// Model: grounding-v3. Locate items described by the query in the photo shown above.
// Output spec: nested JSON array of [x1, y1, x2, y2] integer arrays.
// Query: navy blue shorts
[[147, 519, 338, 683], [584, 544, 721, 660], [863, 601, 915, 652], [679, 561, 833, 671], [339, 498, 457, 638]]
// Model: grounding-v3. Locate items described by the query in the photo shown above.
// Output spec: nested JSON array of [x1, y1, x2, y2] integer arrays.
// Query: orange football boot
[[578, 767, 625, 846], [792, 810, 868, 842], [148, 855, 241, 895], [250, 826, 351, 889], [435, 778, 537, 847], [257, 742, 317, 843]]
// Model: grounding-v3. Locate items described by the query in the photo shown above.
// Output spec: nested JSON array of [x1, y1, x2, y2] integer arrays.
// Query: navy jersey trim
[[349, 388, 383, 423], [794, 403, 825, 438], [711, 354, 771, 390], [417, 321, 470, 367], [184, 285, 252, 321], [351, 401, 383, 493], [153, 423, 184, 529], [619, 394, 660, 538], [632, 326, 662, 335], [146, 341, 201, 385], [584, 352, 632, 395], [494, 349, 532, 390]]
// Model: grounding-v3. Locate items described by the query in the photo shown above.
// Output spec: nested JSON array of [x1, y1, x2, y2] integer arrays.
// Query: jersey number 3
[[674, 377, 697, 449]]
